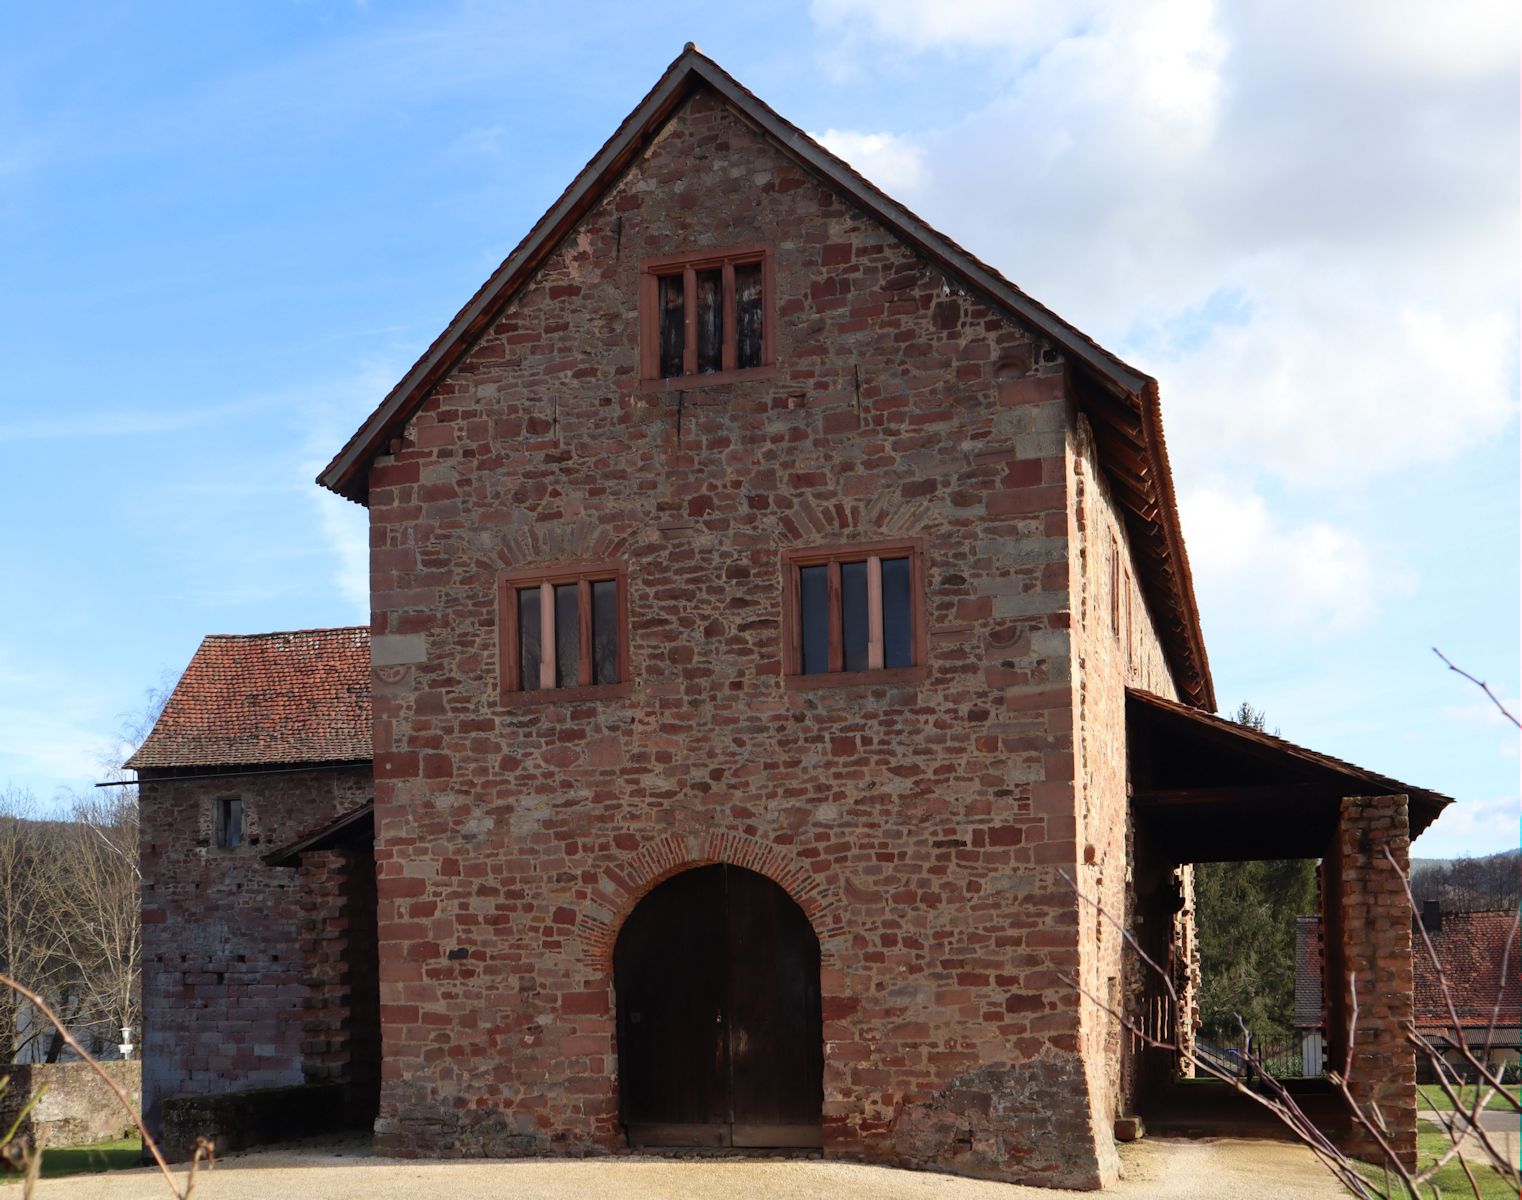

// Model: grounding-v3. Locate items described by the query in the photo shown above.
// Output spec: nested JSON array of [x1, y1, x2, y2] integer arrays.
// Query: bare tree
[[44, 790, 141, 1055], [0, 789, 70, 1063]]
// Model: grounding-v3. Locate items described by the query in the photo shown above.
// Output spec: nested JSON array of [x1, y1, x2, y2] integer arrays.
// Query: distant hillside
[[1411, 848, 1520, 913], [1411, 847, 1521, 872]]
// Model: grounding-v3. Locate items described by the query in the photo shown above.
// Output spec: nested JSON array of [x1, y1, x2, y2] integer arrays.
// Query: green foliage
[[1195, 856, 1318, 1042]]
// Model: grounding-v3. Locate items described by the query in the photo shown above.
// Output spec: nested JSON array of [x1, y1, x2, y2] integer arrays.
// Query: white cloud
[[1178, 482, 1410, 637], [315, 492, 370, 614], [806, 0, 1520, 490], [293, 361, 399, 621], [814, 129, 927, 192], [1412, 793, 1519, 859]]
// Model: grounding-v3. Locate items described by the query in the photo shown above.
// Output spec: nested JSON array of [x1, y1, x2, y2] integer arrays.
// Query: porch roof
[[1127, 689, 1450, 862], [264, 800, 374, 868]]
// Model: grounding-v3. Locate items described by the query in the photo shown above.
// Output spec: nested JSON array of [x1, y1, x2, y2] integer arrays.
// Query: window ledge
[[783, 666, 929, 692], [500, 681, 632, 708], [637, 365, 778, 395]]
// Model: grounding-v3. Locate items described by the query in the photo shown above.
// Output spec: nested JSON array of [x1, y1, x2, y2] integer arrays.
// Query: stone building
[[130, 47, 1449, 1187]]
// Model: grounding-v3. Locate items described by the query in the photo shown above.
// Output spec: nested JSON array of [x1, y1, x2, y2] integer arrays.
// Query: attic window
[[641, 246, 773, 385]]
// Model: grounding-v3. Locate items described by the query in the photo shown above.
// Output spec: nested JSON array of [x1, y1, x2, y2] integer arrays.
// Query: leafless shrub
[[0, 972, 209, 1198]]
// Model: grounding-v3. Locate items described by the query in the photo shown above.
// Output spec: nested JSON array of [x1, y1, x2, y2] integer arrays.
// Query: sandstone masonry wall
[[1327, 794, 1416, 1168], [366, 86, 1114, 1186], [1064, 413, 1182, 1152], [139, 765, 371, 1139]]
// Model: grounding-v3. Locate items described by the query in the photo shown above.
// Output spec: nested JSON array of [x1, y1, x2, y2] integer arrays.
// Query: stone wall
[[1064, 411, 1184, 1150], [365, 84, 1121, 1187], [298, 846, 381, 1121], [1326, 794, 1416, 1168], [0, 1061, 140, 1148], [160, 1081, 348, 1161], [139, 765, 372, 1142]]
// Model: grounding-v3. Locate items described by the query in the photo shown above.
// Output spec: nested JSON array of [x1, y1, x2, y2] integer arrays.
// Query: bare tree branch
[[1433, 647, 1521, 729]]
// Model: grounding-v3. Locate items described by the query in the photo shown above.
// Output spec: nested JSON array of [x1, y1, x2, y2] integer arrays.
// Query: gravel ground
[[30, 1136, 1347, 1200]]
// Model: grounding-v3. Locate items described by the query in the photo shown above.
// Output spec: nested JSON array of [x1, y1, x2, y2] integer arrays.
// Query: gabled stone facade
[[134, 46, 1447, 1189]]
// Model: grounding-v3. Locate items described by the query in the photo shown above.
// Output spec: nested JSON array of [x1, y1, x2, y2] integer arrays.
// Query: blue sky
[[2, 1, 1516, 858]]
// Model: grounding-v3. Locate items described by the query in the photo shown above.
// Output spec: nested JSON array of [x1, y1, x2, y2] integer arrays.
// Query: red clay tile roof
[[1415, 910, 1521, 1030], [126, 627, 371, 770]]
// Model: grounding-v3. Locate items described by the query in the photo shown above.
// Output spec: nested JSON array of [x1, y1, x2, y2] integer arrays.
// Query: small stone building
[[131, 47, 1449, 1188]]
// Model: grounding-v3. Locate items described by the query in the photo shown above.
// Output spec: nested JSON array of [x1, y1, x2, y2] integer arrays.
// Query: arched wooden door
[[613, 863, 823, 1148]]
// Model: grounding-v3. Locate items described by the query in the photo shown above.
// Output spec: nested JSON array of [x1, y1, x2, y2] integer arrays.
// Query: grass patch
[[1417, 1084, 1519, 1113], [1357, 1120, 1516, 1200], [1, 1135, 142, 1183]]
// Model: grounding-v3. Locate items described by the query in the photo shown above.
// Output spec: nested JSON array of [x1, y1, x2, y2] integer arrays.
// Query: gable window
[[640, 246, 774, 386], [499, 563, 630, 705], [216, 797, 243, 850], [781, 541, 928, 689]]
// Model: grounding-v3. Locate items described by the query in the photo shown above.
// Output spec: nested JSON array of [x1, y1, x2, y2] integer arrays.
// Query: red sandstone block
[[421, 754, 454, 779], [375, 751, 420, 780], [371, 461, 420, 488], [561, 990, 609, 1016]]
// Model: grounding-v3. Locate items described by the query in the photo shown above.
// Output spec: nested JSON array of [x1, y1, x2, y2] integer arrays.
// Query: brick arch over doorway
[[574, 832, 843, 971]]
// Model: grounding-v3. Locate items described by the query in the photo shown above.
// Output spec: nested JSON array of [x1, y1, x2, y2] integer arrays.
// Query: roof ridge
[[201, 626, 370, 640]]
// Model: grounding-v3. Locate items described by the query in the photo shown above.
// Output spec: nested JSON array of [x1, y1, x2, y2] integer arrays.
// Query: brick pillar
[[1328, 794, 1416, 1170]]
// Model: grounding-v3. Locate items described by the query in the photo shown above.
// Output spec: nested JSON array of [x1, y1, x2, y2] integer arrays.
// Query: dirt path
[[31, 1136, 1347, 1200]]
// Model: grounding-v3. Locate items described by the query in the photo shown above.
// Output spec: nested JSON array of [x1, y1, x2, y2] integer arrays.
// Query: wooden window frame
[[498, 561, 631, 707], [639, 244, 777, 392], [780, 539, 929, 691]]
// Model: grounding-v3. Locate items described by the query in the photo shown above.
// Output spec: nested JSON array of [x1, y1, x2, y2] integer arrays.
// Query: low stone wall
[[160, 1081, 350, 1161], [0, 1061, 141, 1147]]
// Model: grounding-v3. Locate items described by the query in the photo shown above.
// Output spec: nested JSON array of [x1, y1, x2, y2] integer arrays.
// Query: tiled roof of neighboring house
[[126, 627, 371, 770], [1294, 916, 1324, 1029], [317, 45, 1216, 711], [1414, 910, 1522, 1030], [1293, 910, 1520, 1035]]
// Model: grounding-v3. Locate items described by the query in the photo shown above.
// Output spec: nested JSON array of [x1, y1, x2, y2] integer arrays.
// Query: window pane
[[881, 556, 912, 668], [658, 273, 684, 378], [518, 587, 542, 691], [695, 268, 722, 373], [840, 560, 869, 671], [555, 583, 580, 687], [222, 798, 243, 849], [799, 565, 829, 674], [735, 262, 763, 369], [592, 579, 618, 685]]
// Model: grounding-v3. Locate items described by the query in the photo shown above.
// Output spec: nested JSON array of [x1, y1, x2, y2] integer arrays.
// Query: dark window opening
[[554, 582, 580, 687], [658, 273, 685, 379], [734, 262, 763, 370], [881, 556, 912, 669], [799, 564, 830, 675], [217, 797, 243, 850], [695, 268, 723, 374], [518, 587, 542, 692], [592, 579, 619, 685]]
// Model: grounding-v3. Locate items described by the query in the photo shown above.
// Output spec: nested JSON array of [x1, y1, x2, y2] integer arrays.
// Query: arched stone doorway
[[613, 863, 823, 1148]]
